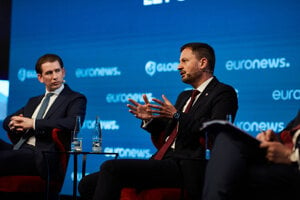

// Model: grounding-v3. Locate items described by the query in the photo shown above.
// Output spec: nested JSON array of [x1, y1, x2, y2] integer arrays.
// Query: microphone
[[201, 69, 213, 74]]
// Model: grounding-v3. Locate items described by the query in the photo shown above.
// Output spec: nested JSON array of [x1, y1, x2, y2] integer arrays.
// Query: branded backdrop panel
[[2, 0, 300, 195]]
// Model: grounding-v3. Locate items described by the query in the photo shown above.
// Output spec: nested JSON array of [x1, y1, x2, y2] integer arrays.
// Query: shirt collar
[[45, 84, 64, 96], [195, 77, 214, 93]]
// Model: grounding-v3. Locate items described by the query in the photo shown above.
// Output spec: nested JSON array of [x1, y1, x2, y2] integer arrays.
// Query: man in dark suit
[[1, 53, 87, 179], [201, 110, 300, 200], [78, 42, 238, 200]]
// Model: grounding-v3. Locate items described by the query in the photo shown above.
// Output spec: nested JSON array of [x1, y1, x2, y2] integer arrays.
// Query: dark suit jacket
[[2, 84, 87, 177], [144, 77, 238, 160]]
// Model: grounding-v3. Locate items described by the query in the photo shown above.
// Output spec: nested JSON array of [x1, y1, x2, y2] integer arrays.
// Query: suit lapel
[[24, 95, 44, 118], [178, 91, 193, 112], [44, 85, 70, 119], [190, 77, 219, 113]]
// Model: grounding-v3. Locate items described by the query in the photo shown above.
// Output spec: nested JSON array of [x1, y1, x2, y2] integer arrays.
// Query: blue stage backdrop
[[1, 0, 300, 196]]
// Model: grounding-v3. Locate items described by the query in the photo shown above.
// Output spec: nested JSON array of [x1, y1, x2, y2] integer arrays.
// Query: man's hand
[[260, 141, 292, 164], [149, 95, 177, 119], [9, 114, 34, 132], [256, 129, 278, 142], [127, 94, 177, 120], [127, 94, 153, 120]]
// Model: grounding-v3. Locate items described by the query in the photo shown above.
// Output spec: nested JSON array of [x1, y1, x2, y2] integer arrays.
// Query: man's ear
[[37, 73, 44, 83], [62, 68, 66, 79], [198, 58, 208, 70]]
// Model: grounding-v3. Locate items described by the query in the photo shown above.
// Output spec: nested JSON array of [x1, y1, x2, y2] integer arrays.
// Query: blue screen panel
[[3, 0, 300, 195]]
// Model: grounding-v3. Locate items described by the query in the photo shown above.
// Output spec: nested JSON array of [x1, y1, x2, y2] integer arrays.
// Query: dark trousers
[[0, 139, 38, 176], [78, 158, 206, 200], [202, 131, 300, 200]]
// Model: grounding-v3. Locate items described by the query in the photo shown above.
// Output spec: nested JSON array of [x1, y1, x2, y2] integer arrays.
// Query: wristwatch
[[173, 112, 181, 120]]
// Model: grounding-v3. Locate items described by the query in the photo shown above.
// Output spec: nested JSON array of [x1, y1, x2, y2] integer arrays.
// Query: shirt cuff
[[142, 119, 152, 128], [33, 118, 36, 130]]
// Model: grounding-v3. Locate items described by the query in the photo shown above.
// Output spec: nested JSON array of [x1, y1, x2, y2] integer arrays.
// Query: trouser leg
[[91, 159, 182, 200], [202, 131, 262, 200]]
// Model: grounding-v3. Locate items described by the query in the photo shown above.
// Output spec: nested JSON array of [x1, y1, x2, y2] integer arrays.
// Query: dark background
[[0, 0, 11, 80]]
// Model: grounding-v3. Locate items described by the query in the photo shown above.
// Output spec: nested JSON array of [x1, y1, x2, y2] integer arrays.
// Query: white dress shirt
[[27, 84, 64, 146]]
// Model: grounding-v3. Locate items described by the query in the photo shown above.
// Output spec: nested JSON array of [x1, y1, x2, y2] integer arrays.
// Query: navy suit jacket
[[2, 84, 87, 177], [144, 77, 238, 160]]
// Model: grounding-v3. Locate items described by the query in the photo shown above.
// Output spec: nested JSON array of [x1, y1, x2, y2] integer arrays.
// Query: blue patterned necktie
[[36, 93, 54, 119]]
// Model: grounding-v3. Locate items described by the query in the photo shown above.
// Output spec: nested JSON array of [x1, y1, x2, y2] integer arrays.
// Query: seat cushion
[[0, 175, 61, 193], [120, 187, 184, 200]]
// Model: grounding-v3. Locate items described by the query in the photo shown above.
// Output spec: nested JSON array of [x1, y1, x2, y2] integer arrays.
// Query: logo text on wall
[[106, 93, 155, 103], [226, 57, 290, 71], [18, 68, 37, 82], [75, 67, 121, 78], [104, 147, 153, 159], [143, 0, 185, 6], [236, 121, 285, 133], [272, 89, 300, 101], [83, 119, 120, 130], [145, 61, 178, 76]]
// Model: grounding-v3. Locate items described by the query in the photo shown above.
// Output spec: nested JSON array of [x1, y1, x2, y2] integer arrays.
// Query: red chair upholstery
[[0, 128, 69, 199], [120, 188, 186, 200], [119, 134, 189, 200]]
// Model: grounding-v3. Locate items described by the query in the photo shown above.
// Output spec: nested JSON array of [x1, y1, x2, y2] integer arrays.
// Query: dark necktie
[[13, 93, 54, 150], [153, 90, 200, 160], [35, 93, 54, 119]]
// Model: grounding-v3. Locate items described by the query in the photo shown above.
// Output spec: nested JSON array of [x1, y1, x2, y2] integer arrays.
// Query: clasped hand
[[127, 94, 177, 120], [8, 114, 34, 132]]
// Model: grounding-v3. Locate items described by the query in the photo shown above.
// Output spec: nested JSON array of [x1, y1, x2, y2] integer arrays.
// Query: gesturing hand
[[127, 94, 177, 120], [149, 95, 177, 119], [127, 94, 153, 120]]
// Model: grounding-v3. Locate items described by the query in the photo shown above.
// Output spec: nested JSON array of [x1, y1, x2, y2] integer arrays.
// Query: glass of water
[[92, 116, 102, 152], [71, 116, 83, 152], [92, 137, 102, 152], [71, 137, 83, 152]]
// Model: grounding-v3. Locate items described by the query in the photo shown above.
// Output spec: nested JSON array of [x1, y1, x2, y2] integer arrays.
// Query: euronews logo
[[104, 147, 153, 159], [17, 68, 37, 82], [235, 121, 285, 133], [145, 61, 178, 76], [82, 119, 119, 130], [106, 92, 154, 103], [75, 67, 121, 78], [272, 89, 300, 101], [144, 0, 170, 6], [143, 0, 185, 6], [226, 57, 290, 71]]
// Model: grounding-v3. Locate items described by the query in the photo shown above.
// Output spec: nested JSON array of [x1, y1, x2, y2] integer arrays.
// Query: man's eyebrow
[[45, 70, 54, 74], [44, 68, 61, 74]]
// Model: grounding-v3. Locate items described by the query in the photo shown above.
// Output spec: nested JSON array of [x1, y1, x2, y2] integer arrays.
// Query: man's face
[[178, 48, 205, 85], [37, 61, 65, 91]]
